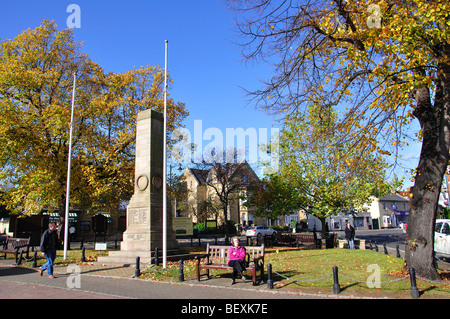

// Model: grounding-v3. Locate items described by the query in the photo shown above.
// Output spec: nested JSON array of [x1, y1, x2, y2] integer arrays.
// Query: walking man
[[39, 222, 60, 278]]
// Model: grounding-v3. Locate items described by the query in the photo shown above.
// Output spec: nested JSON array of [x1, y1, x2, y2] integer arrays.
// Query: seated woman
[[227, 236, 247, 285]]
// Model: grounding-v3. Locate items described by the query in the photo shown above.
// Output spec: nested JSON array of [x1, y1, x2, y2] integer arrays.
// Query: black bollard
[[396, 244, 400, 258], [135, 256, 140, 278], [32, 251, 37, 268], [114, 239, 118, 249], [81, 246, 86, 262], [80, 239, 84, 250], [154, 247, 159, 266], [267, 264, 274, 289], [179, 260, 185, 282], [16, 251, 23, 266], [375, 242, 379, 252], [383, 243, 388, 255], [332, 266, 341, 294], [409, 267, 420, 299]]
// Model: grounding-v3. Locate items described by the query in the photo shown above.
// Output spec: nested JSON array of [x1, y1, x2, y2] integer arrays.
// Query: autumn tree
[[229, 0, 450, 279], [194, 147, 259, 243], [253, 105, 393, 239], [0, 21, 188, 217], [243, 173, 304, 220], [297, 108, 395, 237]]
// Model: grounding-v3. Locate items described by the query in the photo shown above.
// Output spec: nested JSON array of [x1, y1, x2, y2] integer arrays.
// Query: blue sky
[[0, 0, 420, 186], [0, 1, 279, 169]]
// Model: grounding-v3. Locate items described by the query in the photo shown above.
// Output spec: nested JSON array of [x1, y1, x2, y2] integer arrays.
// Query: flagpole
[[63, 73, 76, 260], [162, 40, 168, 269]]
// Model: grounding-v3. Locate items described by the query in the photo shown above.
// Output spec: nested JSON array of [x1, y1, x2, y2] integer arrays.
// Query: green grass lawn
[[141, 246, 450, 298]]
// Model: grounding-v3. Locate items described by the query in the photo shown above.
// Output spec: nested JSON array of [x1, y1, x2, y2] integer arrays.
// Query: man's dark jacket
[[40, 229, 60, 253], [345, 225, 355, 240]]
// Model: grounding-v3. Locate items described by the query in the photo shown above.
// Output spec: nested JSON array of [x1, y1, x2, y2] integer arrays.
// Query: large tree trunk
[[406, 63, 450, 280], [406, 157, 445, 280], [320, 217, 328, 242]]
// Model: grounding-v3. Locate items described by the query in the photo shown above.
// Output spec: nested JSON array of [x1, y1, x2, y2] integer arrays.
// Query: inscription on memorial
[[126, 233, 145, 241], [151, 207, 162, 225], [128, 208, 149, 226]]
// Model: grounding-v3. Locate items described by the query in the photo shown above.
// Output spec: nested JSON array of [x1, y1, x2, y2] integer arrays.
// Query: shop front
[[394, 210, 409, 227]]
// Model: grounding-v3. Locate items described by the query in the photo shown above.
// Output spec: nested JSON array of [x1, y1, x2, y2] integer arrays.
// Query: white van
[[435, 219, 450, 257]]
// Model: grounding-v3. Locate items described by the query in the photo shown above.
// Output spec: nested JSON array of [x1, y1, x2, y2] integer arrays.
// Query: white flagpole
[[63, 73, 76, 260], [162, 40, 168, 269]]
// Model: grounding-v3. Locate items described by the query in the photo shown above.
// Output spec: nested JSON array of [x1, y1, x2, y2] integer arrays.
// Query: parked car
[[246, 226, 277, 239], [435, 219, 450, 257]]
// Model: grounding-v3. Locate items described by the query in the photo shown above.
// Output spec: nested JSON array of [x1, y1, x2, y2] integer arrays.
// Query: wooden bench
[[246, 235, 274, 247], [195, 243, 265, 286], [293, 233, 319, 247], [0, 237, 31, 262], [273, 234, 299, 247]]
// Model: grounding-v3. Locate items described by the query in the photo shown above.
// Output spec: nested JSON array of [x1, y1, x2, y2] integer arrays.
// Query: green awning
[[96, 212, 112, 223], [43, 212, 78, 222]]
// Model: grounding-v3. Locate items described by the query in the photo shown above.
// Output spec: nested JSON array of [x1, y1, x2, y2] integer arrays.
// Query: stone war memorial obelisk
[[99, 109, 185, 265]]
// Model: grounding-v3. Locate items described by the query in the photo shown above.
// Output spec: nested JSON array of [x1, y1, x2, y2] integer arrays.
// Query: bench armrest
[[194, 253, 210, 262], [249, 255, 264, 265]]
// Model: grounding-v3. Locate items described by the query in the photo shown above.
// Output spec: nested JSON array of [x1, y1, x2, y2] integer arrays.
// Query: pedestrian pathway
[[0, 259, 373, 300]]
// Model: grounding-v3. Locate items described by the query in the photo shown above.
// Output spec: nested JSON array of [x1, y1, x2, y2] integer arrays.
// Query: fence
[[21, 236, 448, 299], [264, 240, 450, 299], [266, 263, 444, 298]]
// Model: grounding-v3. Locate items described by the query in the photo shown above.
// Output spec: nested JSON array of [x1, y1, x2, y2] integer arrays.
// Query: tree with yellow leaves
[[229, 0, 450, 279], [259, 105, 394, 241], [0, 21, 188, 218]]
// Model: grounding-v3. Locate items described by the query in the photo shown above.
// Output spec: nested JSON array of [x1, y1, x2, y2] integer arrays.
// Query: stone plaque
[[151, 207, 162, 225], [128, 208, 149, 226], [126, 233, 145, 241]]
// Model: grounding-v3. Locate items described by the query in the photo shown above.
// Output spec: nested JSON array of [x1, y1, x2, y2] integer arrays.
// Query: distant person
[[227, 236, 246, 285], [69, 224, 76, 242], [39, 222, 60, 278], [345, 222, 355, 249]]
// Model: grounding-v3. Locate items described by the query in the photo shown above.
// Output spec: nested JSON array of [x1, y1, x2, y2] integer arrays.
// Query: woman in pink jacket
[[228, 236, 247, 284]]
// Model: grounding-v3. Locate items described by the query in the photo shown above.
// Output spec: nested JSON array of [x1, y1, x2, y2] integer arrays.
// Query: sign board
[[173, 217, 193, 236], [206, 220, 217, 229], [95, 242, 107, 251]]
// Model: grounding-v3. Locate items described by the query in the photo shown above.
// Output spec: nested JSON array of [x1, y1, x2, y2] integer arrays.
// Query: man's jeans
[[41, 249, 56, 276], [348, 239, 355, 249]]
